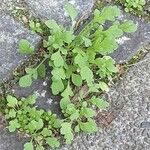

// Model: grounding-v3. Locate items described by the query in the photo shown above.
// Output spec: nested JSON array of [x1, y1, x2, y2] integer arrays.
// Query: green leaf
[[90, 97, 109, 109], [51, 67, 66, 80], [70, 110, 80, 120], [37, 64, 46, 78], [45, 20, 60, 32], [8, 119, 20, 132], [63, 31, 75, 44], [60, 122, 74, 144], [71, 74, 82, 87], [19, 39, 34, 54], [8, 109, 16, 118], [99, 82, 109, 92], [36, 145, 44, 150], [51, 79, 64, 95], [80, 66, 93, 85], [80, 107, 96, 118], [46, 137, 60, 149], [19, 75, 32, 87], [82, 36, 92, 47], [41, 128, 52, 137], [51, 51, 64, 67], [26, 94, 38, 105], [60, 97, 71, 111], [60, 122, 72, 134], [6, 95, 18, 107], [80, 119, 98, 133], [66, 104, 76, 115], [64, 2, 78, 21], [24, 142, 34, 150], [74, 53, 88, 68], [119, 20, 137, 33], [61, 82, 74, 98]]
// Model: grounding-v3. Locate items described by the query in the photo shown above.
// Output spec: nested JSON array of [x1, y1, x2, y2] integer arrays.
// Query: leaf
[[74, 53, 88, 68], [51, 79, 64, 95], [37, 64, 46, 78], [41, 128, 52, 137], [63, 31, 75, 44], [71, 74, 82, 87], [61, 82, 74, 98], [80, 66, 93, 85], [19, 75, 32, 87], [51, 51, 64, 67], [60, 122, 74, 144], [119, 20, 137, 33], [46, 137, 60, 149], [24, 142, 34, 150], [80, 119, 98, 133], [51, 67, 66, 80], [80, 107, 96, 118], [64, 2, 78, 21], [45, 20, 60, 32], [99, 82, 109, 92], [26, 94, 38, 105], [60, 97, 71, 111], [8, 109, 16, 118], [19, 39, 34, 54], [60, 122, 72, 134], [90, 97, 109, 109], [70, 110, 80, 120], [36, 145, 44, 150], [66, 104, 76, 115], [8, 119, 20, 132], [6, 95, 18, 107], [82, 36, 92, 47]]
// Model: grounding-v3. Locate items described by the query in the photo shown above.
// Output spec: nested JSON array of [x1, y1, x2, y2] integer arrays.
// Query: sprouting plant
[[5, 3, 137, 150], [124, 0, 146, 12]]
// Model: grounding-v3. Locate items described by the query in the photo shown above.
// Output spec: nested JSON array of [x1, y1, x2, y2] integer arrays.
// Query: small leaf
[[71, 74, 82, 87], [61, 82, 74, 98], [80, 119, 98, 133], [46, 137, 60, 149], [19, 75, 32, 87], [82, 36, 92, 47], [80, 107, 96, 118], [24, 142, 34, 150], [63, 31, 75, 44], [90, 97, 109, 109], [37, 64, 46, 78], [99, 82, 109, 92], [60, 97, 71, 111], [6, 95, 18, 107], [51, 79, 64, 95], [80, 66, 93, 85], [45, 20, 60, 32], [64, 2, 78, 21], [51, 51, 64, 67], [19, 39, 34, 54], [119, 20, 137, 33], [36, 145, 44, 150], [51, 67, 66, 80]]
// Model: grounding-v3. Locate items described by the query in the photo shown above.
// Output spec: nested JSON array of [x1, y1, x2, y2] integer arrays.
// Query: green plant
[[5, 3, 137, 150], [124, 0, 146, 12], [29, 20, 43, 34]]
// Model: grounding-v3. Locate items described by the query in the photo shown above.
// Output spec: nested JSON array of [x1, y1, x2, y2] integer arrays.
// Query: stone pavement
[[59, 52, 150, 150], [0, 0, 150, 150]]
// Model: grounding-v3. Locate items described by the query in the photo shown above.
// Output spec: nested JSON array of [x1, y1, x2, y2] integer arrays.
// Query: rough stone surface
[[10, 70, 61, 115], [111, 11, 150, 63], [25, 0, 94, 26], [59, 52, 150, 150], [0, 13, 41, 81]]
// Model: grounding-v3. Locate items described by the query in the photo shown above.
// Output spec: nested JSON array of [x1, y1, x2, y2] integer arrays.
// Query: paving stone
[[10, 69, 61, 115], [111, 10, 150, 63], [25, 0, 94, 26], [0, 13, 41, 81], [59, 52, 150, 150]]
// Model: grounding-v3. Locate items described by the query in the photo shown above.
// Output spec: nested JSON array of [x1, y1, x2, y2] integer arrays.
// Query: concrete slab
[[0, 13, 41, 81], [25, 0, 94, 26]]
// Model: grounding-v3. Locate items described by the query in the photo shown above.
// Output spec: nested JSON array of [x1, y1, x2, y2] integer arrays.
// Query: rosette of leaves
[[5, 3, 137, 150]]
